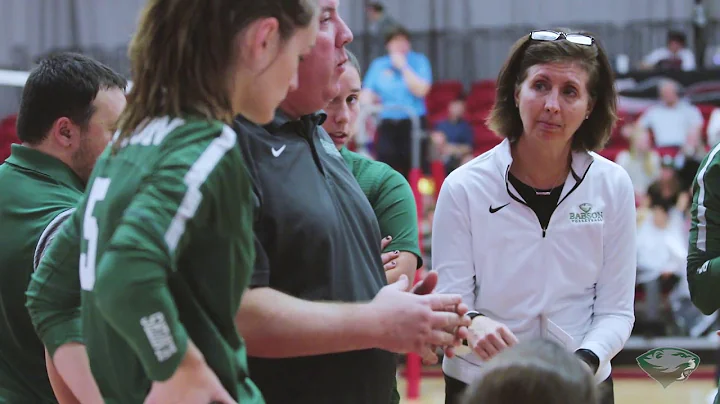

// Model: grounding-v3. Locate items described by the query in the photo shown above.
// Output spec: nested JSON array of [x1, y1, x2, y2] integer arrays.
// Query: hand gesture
[[467, 316, 518, 361], [390, 52, 407, 70], [370, 275, 471, 354], [410, 270, 471, 363], [380, 236, 400, 272], [144, 343, 236, 404]]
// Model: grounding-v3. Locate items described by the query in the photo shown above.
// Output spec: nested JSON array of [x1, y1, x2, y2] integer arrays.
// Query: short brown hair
[[486, 30, 617, 152], [114, 0, 317, 151], [462, 339, 599, 404], [384, 25, 411, 45]]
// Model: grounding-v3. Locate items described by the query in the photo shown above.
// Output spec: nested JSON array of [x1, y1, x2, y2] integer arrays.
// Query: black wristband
[[466, 311, 483, 321], [462, 311, 484, 346], [575, 349, 600, 374]]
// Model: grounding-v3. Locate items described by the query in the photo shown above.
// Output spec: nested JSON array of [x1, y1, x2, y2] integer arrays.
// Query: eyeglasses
[[530, 30, 595, 46]]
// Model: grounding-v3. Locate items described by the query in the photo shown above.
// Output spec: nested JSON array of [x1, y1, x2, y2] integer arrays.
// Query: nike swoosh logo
[[271, 145, 286, 157], [489, 203, 510, 214]]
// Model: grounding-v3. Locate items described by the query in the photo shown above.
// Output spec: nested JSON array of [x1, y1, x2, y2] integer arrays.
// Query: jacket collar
[[4, 144, 85, 191], [493, 138, 594, 203], [263, 109, 328, 134]]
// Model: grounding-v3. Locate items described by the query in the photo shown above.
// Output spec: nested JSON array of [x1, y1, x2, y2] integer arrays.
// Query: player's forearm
[[580, 313, 634, 367], [26, 269, 83, 357], [51, 344, 103, 404], [237, 287, 383, 358], [385, 252, 417, 285], [46, 349, 80, 404], [687, 255, 720, 315], [401, 67, 430, 98], [93, 250, 188, 381]]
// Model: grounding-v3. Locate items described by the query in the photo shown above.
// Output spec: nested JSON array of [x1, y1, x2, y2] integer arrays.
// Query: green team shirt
[[340, 148, 422, 263], [0, 145, 85, 403], [26, 117, 263, 404], [687, 144, 720, 317]]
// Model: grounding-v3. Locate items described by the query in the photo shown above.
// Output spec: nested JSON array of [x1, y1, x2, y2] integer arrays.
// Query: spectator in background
[[431, 94, 475, 174], [366, 2, 398, 61], [706, 107, 720, 147], [640, 30, 696, 71], [636, 187, 688, 334], [362, 25, 432, 179], [646, 155, 687, 210], [635, 79, 703, 150], [615, 129, 661, 204]]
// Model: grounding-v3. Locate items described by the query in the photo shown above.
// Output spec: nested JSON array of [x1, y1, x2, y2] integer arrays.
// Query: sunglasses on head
[[530, 30, 595, 46]]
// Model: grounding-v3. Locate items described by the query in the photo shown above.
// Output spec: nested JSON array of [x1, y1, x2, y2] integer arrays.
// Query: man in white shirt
[[640, 31, 696, 71], [636, 79, 704, 149]]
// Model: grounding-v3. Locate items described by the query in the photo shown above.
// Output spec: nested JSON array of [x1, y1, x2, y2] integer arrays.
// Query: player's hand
[[410, 271, 471, 360], [380, 236, 400, 272], [467, 316, 518, 361], [144, 343, 236, 404], [410, 270, 438, 296], [419, 345, 440, 365], [369, 275, 471, 354]]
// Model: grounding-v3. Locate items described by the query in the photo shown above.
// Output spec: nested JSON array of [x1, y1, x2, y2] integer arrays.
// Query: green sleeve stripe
[[164, 124, 236, 254], [696, 143, 720, 252]]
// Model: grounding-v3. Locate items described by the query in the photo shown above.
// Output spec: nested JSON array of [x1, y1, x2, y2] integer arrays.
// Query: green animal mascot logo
[[636, 347, 700, 388]]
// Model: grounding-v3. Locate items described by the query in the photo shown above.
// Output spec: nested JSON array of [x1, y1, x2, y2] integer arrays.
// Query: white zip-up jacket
[[433, 139, 637, 385]]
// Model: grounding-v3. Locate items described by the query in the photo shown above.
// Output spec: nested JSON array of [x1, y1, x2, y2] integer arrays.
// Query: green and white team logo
[[636, 347, 700, 388], [569, 203, 604, 223]]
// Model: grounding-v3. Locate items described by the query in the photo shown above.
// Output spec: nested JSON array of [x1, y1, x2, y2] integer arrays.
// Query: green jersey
[[687, 145, 720, 315], [0, 145, 85, 403], [26, 117, 263, 404], [340, 148, 422, 263]]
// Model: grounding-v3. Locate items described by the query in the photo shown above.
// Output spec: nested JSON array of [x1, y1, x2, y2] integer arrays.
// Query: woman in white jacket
[[433, 30, 637, 404]]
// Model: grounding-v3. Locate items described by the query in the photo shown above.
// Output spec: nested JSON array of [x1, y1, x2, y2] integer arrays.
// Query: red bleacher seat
[[0, 115, 19, 162], [426, 80, 465, 128], [697, 103, 716, 144], [471, 115, 501, 155], [466, 90, 495, 114], [598, 147, 623, 162], [431, 80, 463, 94], [469, 79, 496, 92]]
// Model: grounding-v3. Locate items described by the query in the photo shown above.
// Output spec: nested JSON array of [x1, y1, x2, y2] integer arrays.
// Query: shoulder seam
[[34, 208, 76, 271]]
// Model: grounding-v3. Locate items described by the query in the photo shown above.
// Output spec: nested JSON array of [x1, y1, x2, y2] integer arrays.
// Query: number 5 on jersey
[[80, 177, 111, 291]]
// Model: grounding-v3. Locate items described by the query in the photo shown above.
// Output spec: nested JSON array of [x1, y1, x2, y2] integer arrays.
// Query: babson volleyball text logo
[[636, 347, 700, 388], [569, 203, 603, 223]]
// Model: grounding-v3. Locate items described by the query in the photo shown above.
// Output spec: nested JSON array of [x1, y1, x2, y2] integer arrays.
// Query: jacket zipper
[[505, 162, 593, 238]]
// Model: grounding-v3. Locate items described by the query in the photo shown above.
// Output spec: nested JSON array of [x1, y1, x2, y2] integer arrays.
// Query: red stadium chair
[[0, 115, 19, 163]]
